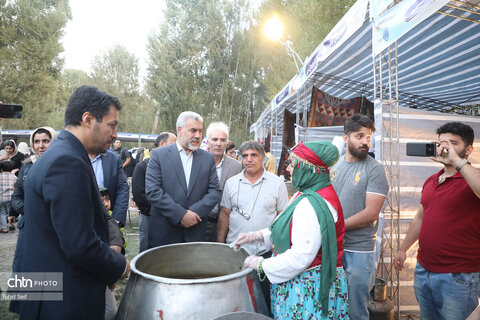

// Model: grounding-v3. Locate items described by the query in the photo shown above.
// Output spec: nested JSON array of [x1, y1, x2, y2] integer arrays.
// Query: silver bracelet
[[455, 158, 468, 172]]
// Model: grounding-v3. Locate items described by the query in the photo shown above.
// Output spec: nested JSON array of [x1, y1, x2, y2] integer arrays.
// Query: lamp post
[[263, 14, 303, 71]]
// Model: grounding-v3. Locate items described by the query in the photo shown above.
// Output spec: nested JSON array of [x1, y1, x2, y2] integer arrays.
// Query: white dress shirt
[[176, 141, 194, 189], [90, 154, 104, 187]]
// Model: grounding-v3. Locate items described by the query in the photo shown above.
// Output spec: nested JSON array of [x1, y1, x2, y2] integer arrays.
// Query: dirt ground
[[0, 211, 140, 320]]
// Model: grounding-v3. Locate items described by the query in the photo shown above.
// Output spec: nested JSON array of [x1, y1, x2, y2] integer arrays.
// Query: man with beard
[[394, 122, 480, 320], [330, 114, 388, 320], [146, 111, 221, 247], [13, 86, 129, 319]]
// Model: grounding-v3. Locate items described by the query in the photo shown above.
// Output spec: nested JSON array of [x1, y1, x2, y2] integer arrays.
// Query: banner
[[372, 0, 450, 55], [370, 0, 394, 20]]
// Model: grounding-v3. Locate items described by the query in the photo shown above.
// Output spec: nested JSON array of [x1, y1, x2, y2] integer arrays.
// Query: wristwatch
[[455, 158, 468, 172]]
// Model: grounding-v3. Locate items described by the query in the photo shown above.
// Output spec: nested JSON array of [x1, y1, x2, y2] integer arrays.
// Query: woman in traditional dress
[[234, 141, 349, 319]]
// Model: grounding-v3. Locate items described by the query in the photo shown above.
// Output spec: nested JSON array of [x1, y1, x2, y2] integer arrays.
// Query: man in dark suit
[[132, 132, 177, 252], [13, 86, 130, 320], [146, 111, 222, 247], [204, 122, 242, 241], [90, 150, 129, 226]]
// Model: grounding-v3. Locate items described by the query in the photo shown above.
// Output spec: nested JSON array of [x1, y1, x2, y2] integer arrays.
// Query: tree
[[250, 0, 357, 101], [89, 45, 156, 134], [146, 0, 267, 142], [0, 0, 71, 130]]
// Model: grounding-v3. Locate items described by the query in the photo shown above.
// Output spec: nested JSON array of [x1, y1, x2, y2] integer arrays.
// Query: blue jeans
[[342, 251, 376, 320], [0, 200, 11, 229], [139, 214, 149, 253], [414, 262, 479, 320]]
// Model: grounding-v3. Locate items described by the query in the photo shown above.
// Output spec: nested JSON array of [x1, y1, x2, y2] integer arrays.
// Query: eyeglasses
[[234, 207, 251, 220]]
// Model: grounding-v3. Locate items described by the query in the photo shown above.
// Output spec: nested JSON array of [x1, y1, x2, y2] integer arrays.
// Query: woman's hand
[[232, 231, 263, 251], [243, 255, 262, 270]]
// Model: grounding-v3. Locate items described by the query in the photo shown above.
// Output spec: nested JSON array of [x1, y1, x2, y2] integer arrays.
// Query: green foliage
[[88, 45, 157, 134], [0, 0, 71, 130], [146, 0, 354, 144], [0, 0, 355, 141], [146, 0, 268, 143], [251, 0, 356, 100]]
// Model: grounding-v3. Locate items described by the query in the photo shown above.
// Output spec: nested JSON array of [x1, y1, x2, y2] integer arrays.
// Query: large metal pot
[[116, 242, 269, 320]]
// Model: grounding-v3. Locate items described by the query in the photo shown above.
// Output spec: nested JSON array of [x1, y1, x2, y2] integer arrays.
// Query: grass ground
[[0, 210, 141, 320]]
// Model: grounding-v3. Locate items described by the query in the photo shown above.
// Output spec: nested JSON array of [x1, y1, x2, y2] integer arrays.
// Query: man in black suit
[[204, 122, 242, 241], [146, 111, 222, 247], [132, 132, 177, 252], [13, 86, 130, 320], [90, 150, 129, 226]]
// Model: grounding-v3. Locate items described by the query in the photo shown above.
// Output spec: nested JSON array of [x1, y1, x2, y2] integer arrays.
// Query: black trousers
[[259, 251, 273, 316]]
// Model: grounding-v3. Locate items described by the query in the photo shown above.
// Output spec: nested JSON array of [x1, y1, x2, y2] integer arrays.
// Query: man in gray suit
[[146, 111, 222, 247], [204, 122, 242, 241]]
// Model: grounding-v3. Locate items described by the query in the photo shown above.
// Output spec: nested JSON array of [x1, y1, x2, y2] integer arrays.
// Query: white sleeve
[[260, 228, 272, 249], [262, 197, 337, 284]]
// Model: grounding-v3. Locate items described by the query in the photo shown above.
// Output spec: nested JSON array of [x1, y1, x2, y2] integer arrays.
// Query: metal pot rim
[[131, 242, 254, 284]]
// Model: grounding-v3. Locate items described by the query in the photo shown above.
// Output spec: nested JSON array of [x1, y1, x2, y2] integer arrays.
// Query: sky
[[61, 0, 166, 78]]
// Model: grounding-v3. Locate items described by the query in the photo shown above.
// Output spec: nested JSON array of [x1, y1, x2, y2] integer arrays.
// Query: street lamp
[[263, 14, 303, 71]]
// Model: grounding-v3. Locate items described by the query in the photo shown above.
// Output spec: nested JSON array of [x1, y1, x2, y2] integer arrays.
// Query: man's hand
[[179, 210, 201, 228], [393, 249, 407, 271], [121, 258, 131, 279], [7, 216, 16, 224], [430, 139, 462, 167]]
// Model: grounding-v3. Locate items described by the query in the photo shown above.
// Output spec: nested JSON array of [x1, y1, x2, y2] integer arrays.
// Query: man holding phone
[[394, 122, 480, 320]]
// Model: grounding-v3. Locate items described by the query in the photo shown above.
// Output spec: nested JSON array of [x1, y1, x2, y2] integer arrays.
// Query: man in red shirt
[[394, 122, 480, 320]]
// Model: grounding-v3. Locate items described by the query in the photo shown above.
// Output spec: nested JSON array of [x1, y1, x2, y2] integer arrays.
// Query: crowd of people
[[2, 86, 479, 320]]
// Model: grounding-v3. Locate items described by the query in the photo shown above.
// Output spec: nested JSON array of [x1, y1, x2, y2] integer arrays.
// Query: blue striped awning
[[253, 2, 480, 130]]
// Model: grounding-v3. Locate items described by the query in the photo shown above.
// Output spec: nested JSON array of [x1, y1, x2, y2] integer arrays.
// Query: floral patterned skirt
[[270, 266, 349, 320]]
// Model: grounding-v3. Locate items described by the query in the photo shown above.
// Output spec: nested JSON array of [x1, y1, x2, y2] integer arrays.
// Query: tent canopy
[[252, 0, 480, 131]]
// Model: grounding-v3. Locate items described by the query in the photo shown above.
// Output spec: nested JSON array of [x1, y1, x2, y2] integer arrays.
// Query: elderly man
[[394, 122, 480, 320], [217, 140, 288, 309], [217, 140, 288, 253], [133, 132, 177, 252], [204, 122, 242, 242], [146, 112, 221, 247], [13, 86, 130, 319]]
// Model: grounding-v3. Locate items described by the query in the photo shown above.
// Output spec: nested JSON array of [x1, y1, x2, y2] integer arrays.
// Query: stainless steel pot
[[116, 242, 269, 320]]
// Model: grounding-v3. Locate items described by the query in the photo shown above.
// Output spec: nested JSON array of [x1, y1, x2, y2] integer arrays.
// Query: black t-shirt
[[112, 148, 129, 163]]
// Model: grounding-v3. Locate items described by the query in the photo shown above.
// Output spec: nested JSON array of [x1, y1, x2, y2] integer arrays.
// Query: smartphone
[[0, 104, 23, 118], [406, 142, 436, 157]]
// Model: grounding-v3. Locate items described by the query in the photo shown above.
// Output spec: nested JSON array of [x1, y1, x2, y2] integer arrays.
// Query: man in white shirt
[[217, 140, 288, 310], [204, 122, 242, 241]]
